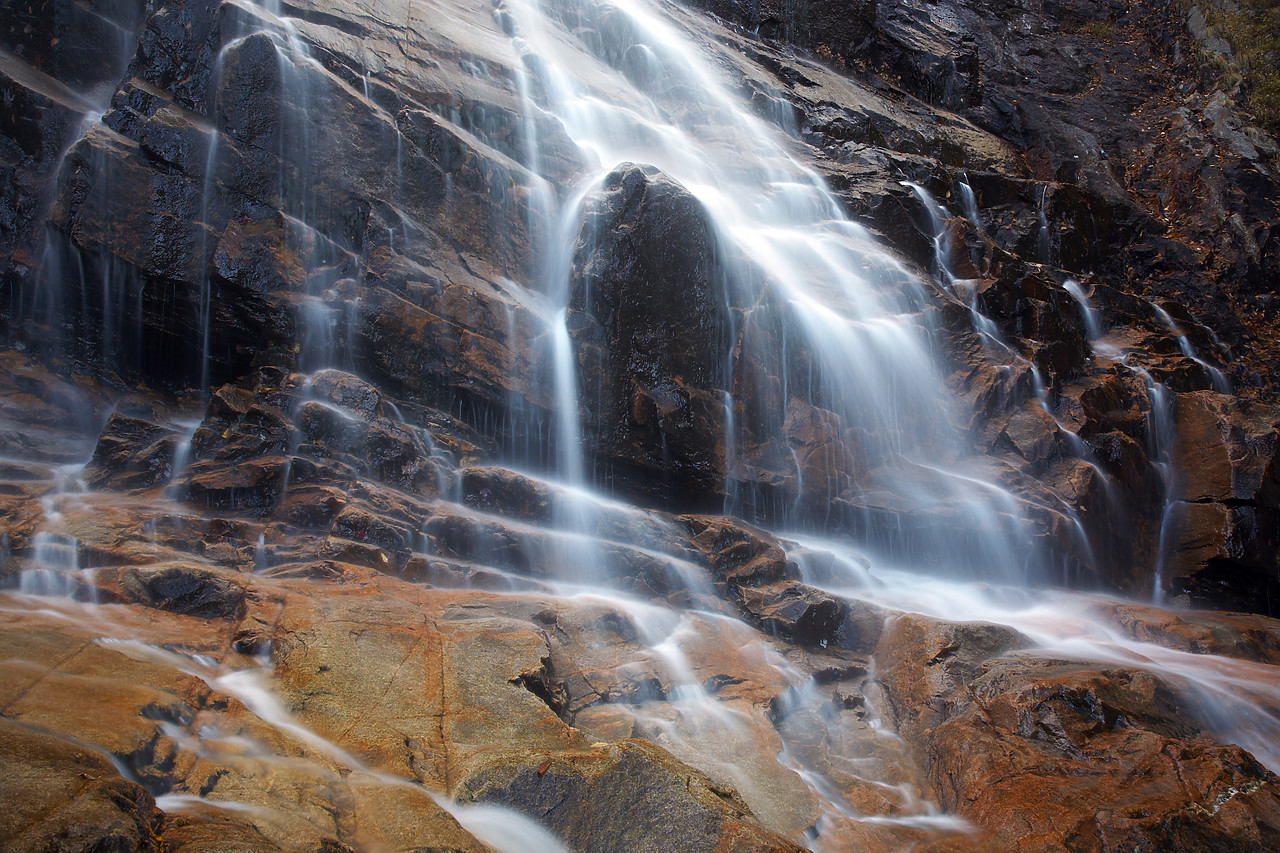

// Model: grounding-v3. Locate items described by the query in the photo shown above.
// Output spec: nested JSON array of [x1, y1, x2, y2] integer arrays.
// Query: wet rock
[[84, 412, 180, 491], [309, 369, 382, 420], [873, 609, 1280, 851], [98, 562, 249, 621], [461, 466, 556, 523], [0, 52, 99, 256], [355, 283, 550, 425], [570, 163, 730, 511], [930, 657, 1280, 851], [874, 612, 1028, 745], [0, 352, 115, 462], [0, 718, 165, 853], [215, 32, 283, 152], [183, 456, 291, 514], [139, 105, 216, 177], [679, 515, 795, 589], [1164, 392, 1280, 613], [735, 582, 847, 648], [159, 816, 285, 853], [1090, 599, 1280, 666], [211, 215, 305, 297], [331, 505, 413, 556], [455, 740, 807, 853]]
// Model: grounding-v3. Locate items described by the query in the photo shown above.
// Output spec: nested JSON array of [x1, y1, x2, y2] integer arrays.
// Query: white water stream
[[3, 0, 1279, 849], [502, 0, 1048, 584]]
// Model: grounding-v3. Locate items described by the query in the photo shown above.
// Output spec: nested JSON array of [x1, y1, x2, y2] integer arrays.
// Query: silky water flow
[[3, 0, 1279, 850]]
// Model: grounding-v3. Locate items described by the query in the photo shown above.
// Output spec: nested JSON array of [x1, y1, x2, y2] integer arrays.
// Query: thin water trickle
[[902, 181, 955, 287], [1036, 183, 1052, 263], [1151, 303, 1232, 394], [958, 175, 982, 233], [1063, 279, 1103, 342]]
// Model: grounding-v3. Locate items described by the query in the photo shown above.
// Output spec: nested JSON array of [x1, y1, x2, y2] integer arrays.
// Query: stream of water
[[3, 0, 1278, 849]]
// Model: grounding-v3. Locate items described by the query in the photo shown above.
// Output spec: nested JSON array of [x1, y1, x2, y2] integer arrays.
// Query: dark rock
[[183, 456, 291, 514], [355, 283, 551, 429], [309, 369, 382, 420], [455, 740, 807, 853], [461, 466, 556, 523], [214, 33, 283, 153], [735, 582, 848, 648], [1162, 393, 1280, 613], [570, 164, 730, 511], [84, 413, 179, 491], [679, 515, 795, 589], [98, 562, 248, 620], [0, 718, 164, 853]]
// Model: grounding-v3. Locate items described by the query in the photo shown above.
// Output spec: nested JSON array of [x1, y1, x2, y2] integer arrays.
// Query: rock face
[[1, 0, 1280, 849], [876, 612, 1280, 851], [2, 0, 1277, 604]]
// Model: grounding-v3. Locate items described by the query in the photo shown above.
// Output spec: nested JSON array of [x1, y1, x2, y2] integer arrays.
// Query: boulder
[[873, 610, 1280, 851], [570, 164, 730, 511], [455, 740, 807, 853]]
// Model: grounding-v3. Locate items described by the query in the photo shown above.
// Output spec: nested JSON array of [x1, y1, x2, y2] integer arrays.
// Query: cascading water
[[503, 0, 1042, 584], [1062, 281, 1186, 599], [4, 0, 1280, 850], [6, 2, 147, 375], [1063, 278, 1104, 342], [957, 174, 982, 233], [1151, 302, 1232, 394]]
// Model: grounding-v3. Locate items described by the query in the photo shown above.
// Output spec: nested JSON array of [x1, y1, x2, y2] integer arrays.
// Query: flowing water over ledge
[[1, 0, 1279, 849]]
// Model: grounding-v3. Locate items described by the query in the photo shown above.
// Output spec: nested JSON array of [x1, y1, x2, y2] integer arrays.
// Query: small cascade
[[1140, 372, 1179, 602], [1064, 281, 1186, 599], [1062, 279, 1104, 342], [900, 185, 1118, 580], [168, 417, 204, 493], [901, 181, 956, 287], [1035, 183, 1052, 263], [1091, 338, 1180, 600], [6, 461, 98, 600], [1151, 303, 1232, 393], [957, 174, 983, 233], [903, 181, 1008, 348], [17, 532, 90, 599]]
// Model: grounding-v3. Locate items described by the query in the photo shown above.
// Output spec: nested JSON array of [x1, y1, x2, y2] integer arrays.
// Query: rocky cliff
[[1, 0, 1279, 850]]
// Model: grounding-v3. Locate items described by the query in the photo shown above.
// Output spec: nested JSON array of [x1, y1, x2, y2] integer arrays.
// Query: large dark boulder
[[569, 164, 730, 510]]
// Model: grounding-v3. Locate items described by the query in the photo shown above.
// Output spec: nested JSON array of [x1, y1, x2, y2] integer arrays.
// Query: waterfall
[[503, 0, 1043, 583], [4, 0, 1279, 850]]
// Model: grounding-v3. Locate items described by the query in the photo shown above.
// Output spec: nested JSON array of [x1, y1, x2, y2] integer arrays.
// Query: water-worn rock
[[1163, 392, 1280, 611], [570, 163, 731, 511], [456, 740, 807, 853], [874, 610, 1280, 851], [0, 719, 165, 853], [1, 0, 1280, 849]]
